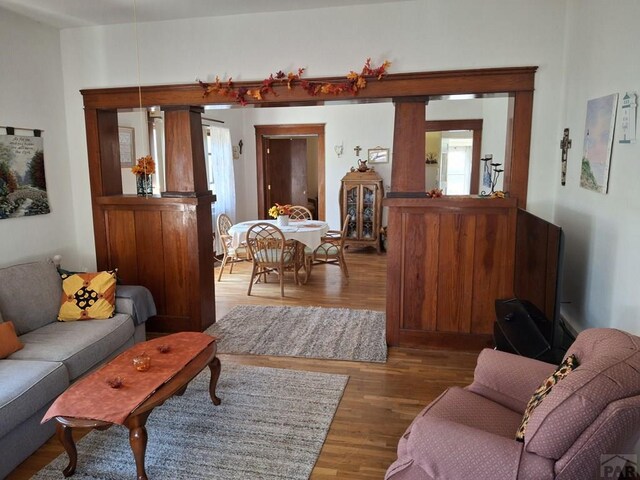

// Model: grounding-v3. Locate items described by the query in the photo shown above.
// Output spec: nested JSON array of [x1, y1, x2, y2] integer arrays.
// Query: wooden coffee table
[[52, 341, 221, 480]]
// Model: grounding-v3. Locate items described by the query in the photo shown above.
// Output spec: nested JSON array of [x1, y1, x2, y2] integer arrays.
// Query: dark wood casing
[[81, 66, 541, 346]]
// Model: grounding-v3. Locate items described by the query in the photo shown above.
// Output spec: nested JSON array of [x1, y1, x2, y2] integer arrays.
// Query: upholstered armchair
[[385, 328, 640, 480]]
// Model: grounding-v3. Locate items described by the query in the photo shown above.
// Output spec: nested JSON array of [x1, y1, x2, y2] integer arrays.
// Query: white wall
[[58, 0, 567, 268], [0, 8, 76, 268], [554, 0, 640, 335]]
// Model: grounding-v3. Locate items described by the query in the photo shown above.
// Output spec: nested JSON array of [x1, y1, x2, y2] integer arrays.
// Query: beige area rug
[[207, 305, 387, 363], [34, 362, 348, 480]]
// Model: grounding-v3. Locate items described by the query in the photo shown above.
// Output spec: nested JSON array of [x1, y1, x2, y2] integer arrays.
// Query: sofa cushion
[[10, 313, 134, 380], [0, 260, 61, 335], [0, 321, 24, 358], [0, 359, 69, 438], [58, 270, 117, 321]]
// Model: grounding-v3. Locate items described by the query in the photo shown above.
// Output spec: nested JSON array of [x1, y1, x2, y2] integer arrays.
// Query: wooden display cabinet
[[340, 170, 383, 253]]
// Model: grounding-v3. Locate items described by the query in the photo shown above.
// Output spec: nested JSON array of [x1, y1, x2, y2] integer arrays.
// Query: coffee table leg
[[127, 413, 151, 480], [208, 356, 222, 405], [56, 422, 77, 477]]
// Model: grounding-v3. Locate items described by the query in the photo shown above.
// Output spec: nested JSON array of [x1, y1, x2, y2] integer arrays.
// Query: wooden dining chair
[[216, 213, 248, 281], [245, 222, 298, 296], [303, 214, 350, 284], [289, 205, 312, 220]]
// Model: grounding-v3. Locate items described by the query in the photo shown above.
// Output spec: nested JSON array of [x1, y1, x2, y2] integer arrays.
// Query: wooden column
[[503, 91, 534, 207], [390, 98, 428, 196], [85, 108, 123, 269], [162, 106, 208, 197]]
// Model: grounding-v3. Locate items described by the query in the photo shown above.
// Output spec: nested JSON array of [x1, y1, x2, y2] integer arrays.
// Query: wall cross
[[560, 128, 572, 186], [354, 145, 362, 157]]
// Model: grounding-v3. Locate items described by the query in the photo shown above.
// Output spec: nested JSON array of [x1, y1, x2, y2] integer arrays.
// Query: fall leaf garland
[[198, 58, 391, 106]]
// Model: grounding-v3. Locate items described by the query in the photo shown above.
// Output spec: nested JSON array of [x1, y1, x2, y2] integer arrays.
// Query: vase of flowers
[[268, 203, 292, 226], [131, 155, 156, 196]]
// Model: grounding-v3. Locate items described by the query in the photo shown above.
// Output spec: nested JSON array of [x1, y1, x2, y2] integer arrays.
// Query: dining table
[[228, 219, 329, 251], [228, 219, 330, 284]]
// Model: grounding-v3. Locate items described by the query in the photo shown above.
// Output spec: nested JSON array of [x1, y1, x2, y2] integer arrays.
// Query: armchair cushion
[[468, 348, 556, 413], [387, 401, 523, 480]]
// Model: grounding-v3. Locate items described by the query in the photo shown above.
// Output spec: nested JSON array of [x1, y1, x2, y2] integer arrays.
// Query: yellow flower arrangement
[[268, 203, 292, 218], [131, 155, 156, 175]]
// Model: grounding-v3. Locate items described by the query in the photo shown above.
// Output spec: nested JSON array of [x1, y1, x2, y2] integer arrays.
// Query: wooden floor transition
[[8, 249, 479, 480]]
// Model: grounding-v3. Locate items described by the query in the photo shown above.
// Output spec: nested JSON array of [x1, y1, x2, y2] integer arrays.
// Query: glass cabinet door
[[345, 185, 359, 238], [361, 184, 377, 239]]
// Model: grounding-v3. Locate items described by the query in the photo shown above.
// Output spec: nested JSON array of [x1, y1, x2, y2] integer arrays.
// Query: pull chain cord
[[132, 0, 147, 176]]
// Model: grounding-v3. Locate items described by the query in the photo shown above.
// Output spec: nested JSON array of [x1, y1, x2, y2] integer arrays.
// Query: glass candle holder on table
[[132, 352, 151, 371]]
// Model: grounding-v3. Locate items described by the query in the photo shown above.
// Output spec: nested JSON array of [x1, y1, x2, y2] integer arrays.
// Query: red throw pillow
[[0, 321, 24, 359]]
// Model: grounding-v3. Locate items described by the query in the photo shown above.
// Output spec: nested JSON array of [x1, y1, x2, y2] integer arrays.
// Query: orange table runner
[[42, 332, 215, 425]]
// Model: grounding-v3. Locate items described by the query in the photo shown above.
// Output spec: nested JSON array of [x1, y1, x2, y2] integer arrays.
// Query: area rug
[[207, 305, 387, 363], [34, 363, 348, 480]]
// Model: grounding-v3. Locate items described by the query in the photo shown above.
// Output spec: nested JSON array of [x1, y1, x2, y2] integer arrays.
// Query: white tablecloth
[[229, 219, 329, 250]]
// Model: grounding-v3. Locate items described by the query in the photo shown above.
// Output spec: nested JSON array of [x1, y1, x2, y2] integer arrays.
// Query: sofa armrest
[[467, 348, 556, 413], [386, 415, 524, 480], [115, 285, 156, 326]]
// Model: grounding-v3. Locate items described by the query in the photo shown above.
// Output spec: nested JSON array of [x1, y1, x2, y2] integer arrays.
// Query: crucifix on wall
[[560, 128, 572, 186], [354, 145, 362, 157]]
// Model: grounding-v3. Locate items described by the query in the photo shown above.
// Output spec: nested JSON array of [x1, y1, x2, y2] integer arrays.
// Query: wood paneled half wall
[[81, 66, 540, 343]]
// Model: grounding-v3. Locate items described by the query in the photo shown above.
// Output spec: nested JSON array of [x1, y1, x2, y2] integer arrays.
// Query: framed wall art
[[368, 146, 389, 164], [580, 93, 618, 194], [118, 126, 135, 168]]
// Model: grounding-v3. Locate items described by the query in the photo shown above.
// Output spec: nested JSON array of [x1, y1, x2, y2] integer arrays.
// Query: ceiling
[[0, 0, 411, 29]]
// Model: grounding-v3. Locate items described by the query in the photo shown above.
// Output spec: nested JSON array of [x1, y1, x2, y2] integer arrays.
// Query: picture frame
[[118, 126, 135, 168], [368, 146, 390, 164]]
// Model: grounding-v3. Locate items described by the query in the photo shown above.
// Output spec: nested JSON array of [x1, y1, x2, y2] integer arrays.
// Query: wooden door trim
[[425, 119, 483, 195], [255, 124, 326, 220]]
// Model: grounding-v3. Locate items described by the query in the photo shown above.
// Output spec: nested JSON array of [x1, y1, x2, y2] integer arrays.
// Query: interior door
[[264, 138, 308, 216]]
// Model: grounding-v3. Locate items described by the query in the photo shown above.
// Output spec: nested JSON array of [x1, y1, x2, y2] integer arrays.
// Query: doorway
[[255, 124, 325, 220]]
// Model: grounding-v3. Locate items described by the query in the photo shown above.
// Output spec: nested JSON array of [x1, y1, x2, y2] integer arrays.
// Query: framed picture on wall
[[118, 126, 135, 167], [368, 146, 390, 164]]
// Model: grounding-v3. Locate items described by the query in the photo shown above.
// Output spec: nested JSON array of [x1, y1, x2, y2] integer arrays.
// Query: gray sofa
[[0, 259, 154, 478]]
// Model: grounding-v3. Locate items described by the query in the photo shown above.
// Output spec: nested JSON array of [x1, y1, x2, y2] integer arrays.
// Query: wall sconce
[[334, 142, 344, 157]]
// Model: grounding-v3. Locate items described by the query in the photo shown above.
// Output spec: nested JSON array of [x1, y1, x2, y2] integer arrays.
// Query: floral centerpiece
[[131, 155, 155, 196], [268, 203, 292, 226]]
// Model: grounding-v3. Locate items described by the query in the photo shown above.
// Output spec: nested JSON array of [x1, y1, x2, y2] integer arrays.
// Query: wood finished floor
[[8, 249, 479, 480]]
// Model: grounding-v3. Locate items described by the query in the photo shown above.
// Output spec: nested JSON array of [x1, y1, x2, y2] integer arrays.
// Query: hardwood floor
[[8, 249, 480, 480]]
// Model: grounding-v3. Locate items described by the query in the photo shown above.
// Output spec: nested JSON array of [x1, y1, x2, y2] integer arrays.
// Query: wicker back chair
[[216, 213, 248, 281], [303, 214, 350, 283], [245, 222, 298, 296], [288, 205, 313, 221]]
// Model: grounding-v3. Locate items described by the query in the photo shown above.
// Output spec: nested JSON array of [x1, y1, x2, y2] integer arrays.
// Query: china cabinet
[[340, 170, 383, 253]]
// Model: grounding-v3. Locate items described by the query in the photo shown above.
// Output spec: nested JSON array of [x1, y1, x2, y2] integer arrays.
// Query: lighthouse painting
[[580, 93, 618, 194]]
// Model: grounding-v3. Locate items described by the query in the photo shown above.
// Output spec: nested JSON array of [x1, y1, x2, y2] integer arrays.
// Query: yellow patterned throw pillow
[[58, 271, 117, 321]]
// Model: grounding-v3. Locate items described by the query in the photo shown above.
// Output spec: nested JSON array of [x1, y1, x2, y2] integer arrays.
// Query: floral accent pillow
[[58, 270, 117, 321], [515, 354, 579, 442]]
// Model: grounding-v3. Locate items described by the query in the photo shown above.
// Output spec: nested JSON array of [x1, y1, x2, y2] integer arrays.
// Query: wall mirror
[[424, 94, 509, 195]]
